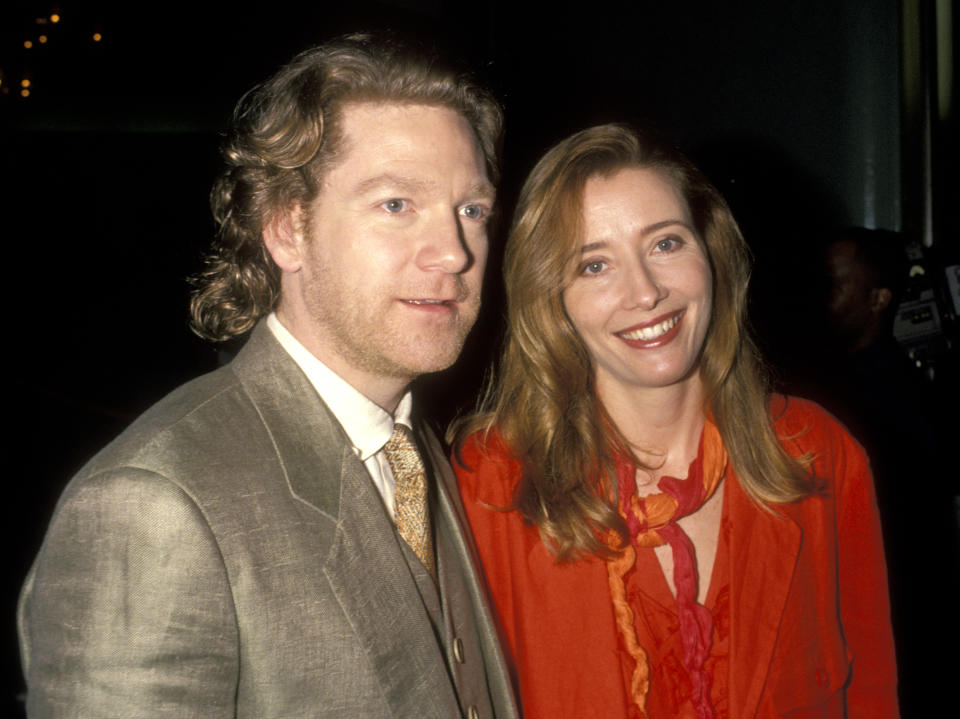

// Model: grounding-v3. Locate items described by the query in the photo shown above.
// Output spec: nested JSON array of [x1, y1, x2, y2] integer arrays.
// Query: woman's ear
[[263, 202, 305, 273]]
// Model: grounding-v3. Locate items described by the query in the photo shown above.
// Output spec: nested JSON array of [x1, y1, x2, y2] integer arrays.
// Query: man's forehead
[[320, 101, 491, 193], [336, 99, 475, 142]]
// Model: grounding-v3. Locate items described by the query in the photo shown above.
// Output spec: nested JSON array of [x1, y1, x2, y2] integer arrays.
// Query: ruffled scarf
[[606, 418, 728, 719]]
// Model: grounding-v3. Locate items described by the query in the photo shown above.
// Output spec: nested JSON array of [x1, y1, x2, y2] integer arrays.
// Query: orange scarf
[[607, 419, 728, 719]]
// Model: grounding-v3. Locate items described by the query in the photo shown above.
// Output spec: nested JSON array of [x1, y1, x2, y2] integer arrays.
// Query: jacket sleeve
[[453, 436, 522, 661], [18, 469, 239, 719], [454, 435, 632, 719], [829, 423, 900, 718]]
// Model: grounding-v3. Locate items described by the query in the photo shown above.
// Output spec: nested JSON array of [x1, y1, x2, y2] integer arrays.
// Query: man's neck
[[306, 352, 408, 414], [270, 310, 410, 414]]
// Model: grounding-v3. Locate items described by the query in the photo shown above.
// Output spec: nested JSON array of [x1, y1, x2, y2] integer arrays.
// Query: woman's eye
[[382, 199, 408, 213], [460, 204, 486, 220], [582, 261, 605, 275], [655, 236, 681, 252]]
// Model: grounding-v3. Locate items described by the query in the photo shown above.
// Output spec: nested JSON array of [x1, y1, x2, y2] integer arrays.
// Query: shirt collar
[[266, 312, 413, 460]]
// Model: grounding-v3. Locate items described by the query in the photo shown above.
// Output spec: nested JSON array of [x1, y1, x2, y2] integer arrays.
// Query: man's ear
[[871, 287, 893, 313], [263, 202, 305, 273]]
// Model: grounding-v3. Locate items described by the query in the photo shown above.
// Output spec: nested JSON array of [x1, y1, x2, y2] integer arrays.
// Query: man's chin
[[393, 340, 471, 378]]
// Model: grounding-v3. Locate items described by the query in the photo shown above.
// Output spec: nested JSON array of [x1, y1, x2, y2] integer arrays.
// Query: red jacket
[[455, 397, 898, 718]]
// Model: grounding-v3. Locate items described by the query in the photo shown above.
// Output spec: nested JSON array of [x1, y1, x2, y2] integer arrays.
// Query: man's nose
[[416, 210, 471, 274]]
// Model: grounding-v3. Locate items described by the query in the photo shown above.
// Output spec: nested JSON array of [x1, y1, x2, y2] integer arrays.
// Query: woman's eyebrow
[[578, 220, 692, 254]]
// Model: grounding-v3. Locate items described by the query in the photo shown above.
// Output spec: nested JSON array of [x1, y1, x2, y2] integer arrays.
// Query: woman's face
[[562, 167, 713, 397]]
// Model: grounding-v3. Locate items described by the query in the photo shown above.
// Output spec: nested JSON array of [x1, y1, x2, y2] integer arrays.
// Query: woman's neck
[[598, 375, 706, 480]]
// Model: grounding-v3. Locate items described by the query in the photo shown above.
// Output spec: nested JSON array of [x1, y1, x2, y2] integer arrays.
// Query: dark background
[[3, 1, 957, 716]]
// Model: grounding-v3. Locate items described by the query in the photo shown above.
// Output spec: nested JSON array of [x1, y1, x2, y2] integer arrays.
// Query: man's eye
[[460, 204, 486, 220], [382, 199, 408, 213]]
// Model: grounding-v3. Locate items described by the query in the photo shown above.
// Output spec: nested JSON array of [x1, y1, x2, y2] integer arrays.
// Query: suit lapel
[[322, 458, 461, 716], [231, 323, 343, 519], [727, 473, 802, 719]]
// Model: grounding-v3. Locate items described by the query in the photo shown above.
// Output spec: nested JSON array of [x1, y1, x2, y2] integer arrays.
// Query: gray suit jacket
[[18, 323, 518, 719]]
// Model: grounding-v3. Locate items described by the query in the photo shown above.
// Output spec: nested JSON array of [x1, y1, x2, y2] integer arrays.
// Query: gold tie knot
[[384, 424, 435, 581]]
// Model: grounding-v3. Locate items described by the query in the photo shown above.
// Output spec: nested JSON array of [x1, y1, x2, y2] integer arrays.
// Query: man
[[823, 227, 906, 356], [18, 35, 517, 719], [817, 227, 954, 716]]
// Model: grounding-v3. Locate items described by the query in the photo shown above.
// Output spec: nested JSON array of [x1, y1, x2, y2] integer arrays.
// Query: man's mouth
[[616, 312, 682, 341]]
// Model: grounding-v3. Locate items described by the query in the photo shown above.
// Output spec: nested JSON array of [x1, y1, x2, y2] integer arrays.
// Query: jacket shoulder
[[770, 395, 863, 458], [454, 430, 523, 508], [79, 364, 259, 478]]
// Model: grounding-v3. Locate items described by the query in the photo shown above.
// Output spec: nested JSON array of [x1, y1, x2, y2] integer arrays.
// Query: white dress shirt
[[266, 312, 410, 518]]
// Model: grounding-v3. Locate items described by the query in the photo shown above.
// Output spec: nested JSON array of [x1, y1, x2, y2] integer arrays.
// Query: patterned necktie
[[383, 423, 436, 581]]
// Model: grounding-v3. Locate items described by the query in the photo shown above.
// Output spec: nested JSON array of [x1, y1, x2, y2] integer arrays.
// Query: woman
[[452, 125, 898, 719]]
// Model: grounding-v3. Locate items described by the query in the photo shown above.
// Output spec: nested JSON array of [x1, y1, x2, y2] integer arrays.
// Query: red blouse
[[455, 397, 899, 719], [619, 496, 731, 719]]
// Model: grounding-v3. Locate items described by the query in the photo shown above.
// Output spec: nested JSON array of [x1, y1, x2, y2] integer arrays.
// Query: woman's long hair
[[453, 124, 811, 560]]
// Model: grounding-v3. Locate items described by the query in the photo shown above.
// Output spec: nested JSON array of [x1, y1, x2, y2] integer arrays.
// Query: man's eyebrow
[[350, 174, 496, 202], [352, 173, 437, 196], [468, 180, 497, 203]]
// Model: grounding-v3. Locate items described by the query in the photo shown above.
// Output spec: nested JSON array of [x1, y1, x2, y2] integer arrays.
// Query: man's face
[[825, 239, 874, 341], [275, 102, 494, 407]]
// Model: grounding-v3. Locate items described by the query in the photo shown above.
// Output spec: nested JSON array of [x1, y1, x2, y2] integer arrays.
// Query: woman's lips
[[615, 310, 684, 347]]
